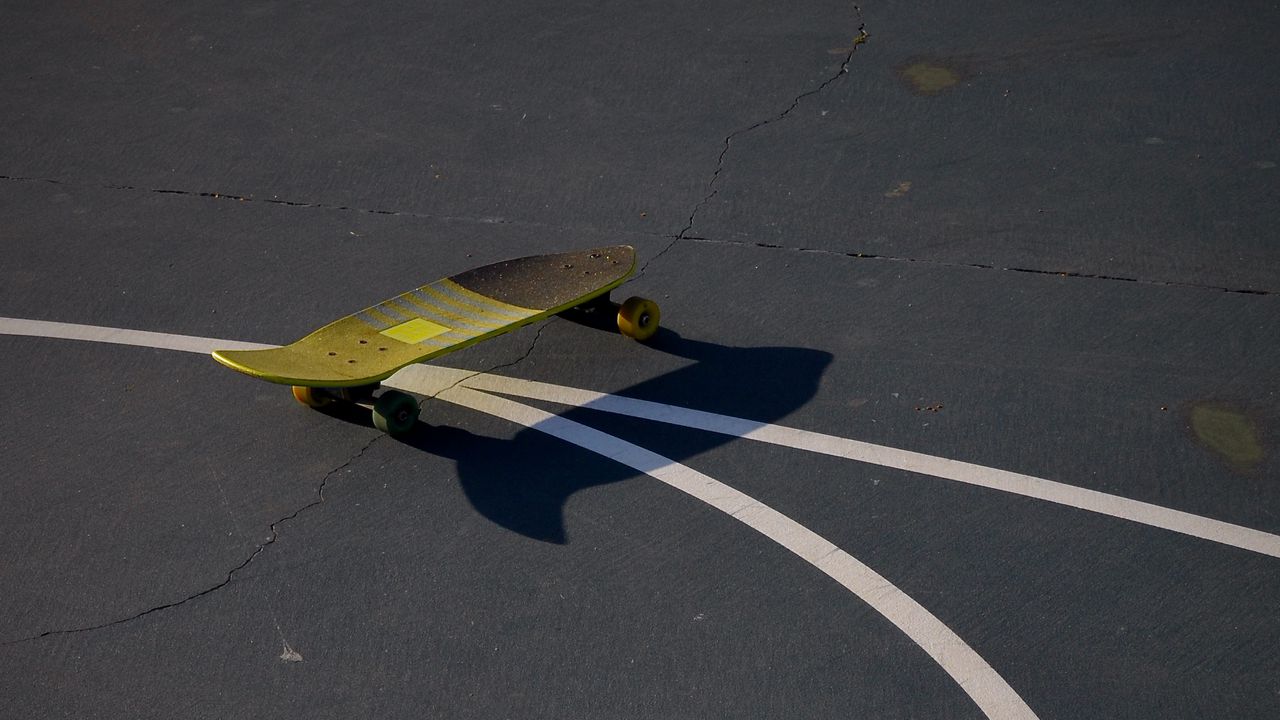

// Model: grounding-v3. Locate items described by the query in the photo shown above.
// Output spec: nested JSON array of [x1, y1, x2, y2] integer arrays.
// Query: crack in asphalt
[[687, 236, 1278, 296], [640, 4, 869, 278], [0, 173, 672, 242], [0, 4, 868, 272], [13, 9, 1262, 298], [420, 323, 553, 403], [679, 14, 869, 239], [481, 322, 554, 376], [0, 435, 383, 647]]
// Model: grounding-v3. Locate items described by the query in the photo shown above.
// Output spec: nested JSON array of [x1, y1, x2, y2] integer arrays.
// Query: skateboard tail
[[211, 347, 336, 385], [208, 308, 432, 386]]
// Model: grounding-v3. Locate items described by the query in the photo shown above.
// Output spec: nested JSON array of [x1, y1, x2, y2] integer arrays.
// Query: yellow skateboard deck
[[212, 245, 654, 388]]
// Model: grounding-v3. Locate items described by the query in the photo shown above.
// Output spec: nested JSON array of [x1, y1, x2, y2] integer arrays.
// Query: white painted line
[[431, 381, 1039, 720], [0, 317, 272, 354], [432, 370, 1280, 560], [4, 317, 1277, 559], [1, 318, 1039, 717]]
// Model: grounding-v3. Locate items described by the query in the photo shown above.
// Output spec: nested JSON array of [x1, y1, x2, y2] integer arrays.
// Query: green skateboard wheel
[[372, 390, 420, 436]]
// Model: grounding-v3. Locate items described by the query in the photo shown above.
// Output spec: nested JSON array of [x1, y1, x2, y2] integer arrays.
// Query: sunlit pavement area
[[2, 2, 1277, 718]]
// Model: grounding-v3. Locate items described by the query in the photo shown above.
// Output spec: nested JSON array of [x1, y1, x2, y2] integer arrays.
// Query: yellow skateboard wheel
[[291, 385, 332, 408], [617, 296, 660, 341]]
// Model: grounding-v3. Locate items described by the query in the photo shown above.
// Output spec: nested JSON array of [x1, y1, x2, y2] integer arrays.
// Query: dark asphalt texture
[[2, 2, 1277, 718]]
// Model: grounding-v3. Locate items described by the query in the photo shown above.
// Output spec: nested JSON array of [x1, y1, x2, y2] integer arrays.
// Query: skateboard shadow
[[399, 330, 832, 544]]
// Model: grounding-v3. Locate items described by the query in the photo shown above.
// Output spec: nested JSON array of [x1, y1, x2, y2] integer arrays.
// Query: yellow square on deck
[[380, 317, 451, 344]]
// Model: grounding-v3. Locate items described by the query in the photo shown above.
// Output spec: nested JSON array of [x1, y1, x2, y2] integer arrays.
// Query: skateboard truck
[[288, 382, 423, 435]]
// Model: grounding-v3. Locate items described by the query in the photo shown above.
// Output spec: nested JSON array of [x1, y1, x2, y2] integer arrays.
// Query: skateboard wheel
[[291, 386, 332, 408], [372, 390, 420, 436], [617, 296, 660, 341]]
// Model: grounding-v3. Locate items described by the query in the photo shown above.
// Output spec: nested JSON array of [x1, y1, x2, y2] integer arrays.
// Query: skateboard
[[212, 245, 660, 435]]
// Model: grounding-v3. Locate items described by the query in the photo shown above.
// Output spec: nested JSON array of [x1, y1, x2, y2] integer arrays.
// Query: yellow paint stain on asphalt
[[885, 181, 913, 198], [900, 61, 961, 95], [1190, 403, 1264, 473], [827, 28, 871, 55]]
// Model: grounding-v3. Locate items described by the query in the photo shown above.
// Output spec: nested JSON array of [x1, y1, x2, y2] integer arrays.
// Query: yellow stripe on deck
[[362, 306, 400, 327], [435, 279, 537, 318], [396, 293, 505, 332]]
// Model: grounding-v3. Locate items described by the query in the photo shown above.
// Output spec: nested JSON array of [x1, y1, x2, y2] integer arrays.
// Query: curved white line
[[432, 370, 1280, 560], [3, 317, 1278, 559], [0, 317, 1041, 717], [432, 382, 1039, 720]]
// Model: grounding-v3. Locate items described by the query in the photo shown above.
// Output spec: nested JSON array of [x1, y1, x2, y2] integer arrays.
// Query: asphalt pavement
[[2, 1, 1277, 718]]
